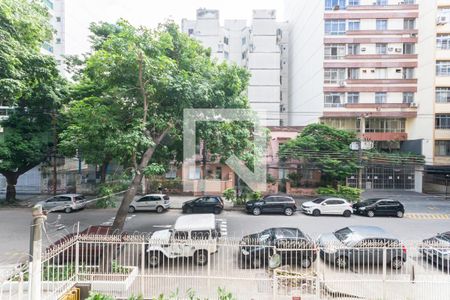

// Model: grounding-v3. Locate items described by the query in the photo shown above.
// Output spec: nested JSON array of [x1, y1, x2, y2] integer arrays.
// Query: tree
[[0, 0, 67, 201], [279, 124, 358, 187], [64, 20, 254, 231]]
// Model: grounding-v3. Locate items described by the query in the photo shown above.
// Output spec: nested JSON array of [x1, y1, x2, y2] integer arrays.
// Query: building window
[[242, 37, 246, 45], [325, 20, 346, 35], [437, 35, 450, 50], [376, 0, 388, 5], [436, 61, 450, 76], [348, 0, 360, 6], [376, 43, 388, 54], [365, 119, 405, 133], [188, 28, 194, 36], [403, 0, 415, 3], [224, 51, 229, 59], [325, 0, 346, 10], [224, 37, 229, 45], [324, 68, 346, 84], [403, 67, 415, 79], [404, 18, 416, 30], [347, 92, 359, 104], [403, 92, 414, 104], [44, 0, 53, 9], [348, 68, 360, 79], [435, 141, 450, 156], [56, 38, 61, 44], [324, 44, 346, 59], [436, 114, 450, 129], [348, 20, 360, 31], [56, 17, 61, 22], [324, 93, 344, 107], [347, 43, 360, 55], [403, 43, 415, 54], [375, 92, 387, 104], [436, 87, 450, 103], [42, 41, 53, 53], [376, 19, 388, 31], [241, 51, 247, 60]]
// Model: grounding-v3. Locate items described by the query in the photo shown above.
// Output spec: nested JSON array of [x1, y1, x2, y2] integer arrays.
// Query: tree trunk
[[5, 173, 19, 202], [100, 161, 109, 184]]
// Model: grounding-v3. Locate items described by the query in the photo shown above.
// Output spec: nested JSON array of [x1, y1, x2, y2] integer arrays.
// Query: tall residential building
[[41, 0, 66, 75], [284, 0, 445, 192], [182, 9, 289, 126]]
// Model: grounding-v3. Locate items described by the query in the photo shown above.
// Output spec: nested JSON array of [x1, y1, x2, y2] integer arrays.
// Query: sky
[[65, 0, 285, 55]]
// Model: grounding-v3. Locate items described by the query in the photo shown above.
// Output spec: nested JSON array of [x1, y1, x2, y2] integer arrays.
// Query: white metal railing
[[1, 235, 450, 300]]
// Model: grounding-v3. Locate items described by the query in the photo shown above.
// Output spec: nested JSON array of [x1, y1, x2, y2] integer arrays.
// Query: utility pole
[[29, 205, 47, 300], [52, 111, 57, 196], [358, 116, 366, 189], [202, 139, 207, 195]]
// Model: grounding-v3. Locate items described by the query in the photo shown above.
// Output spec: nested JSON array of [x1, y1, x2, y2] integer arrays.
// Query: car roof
[[347, 226, 396, 240], [271, 227, 306, 237], [174, 214, 216, 231], [141, 194, 167, 197], [55, 194, 82, 197]]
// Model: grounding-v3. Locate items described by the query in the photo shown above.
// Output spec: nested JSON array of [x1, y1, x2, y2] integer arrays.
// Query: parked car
[[39, 194, 87, 213], [245, 195, 297, 216], [146, 214, 220, 267], [47, 225, 126, 264], [239, 227, 317, 269], [182, 196, 224, 214], [317, 226, 407, 269], [128, 194, 170, 213], [352, 198, 405, 218], [301, 197, 352, 217], [420, 232, 450, 269]]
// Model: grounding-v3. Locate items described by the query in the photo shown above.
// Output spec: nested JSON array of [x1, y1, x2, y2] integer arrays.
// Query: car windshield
[[257, 229, 273, 244], [334, 227, 353, 242], [312, 198, 325, 204], [437, 233, 450, 243]]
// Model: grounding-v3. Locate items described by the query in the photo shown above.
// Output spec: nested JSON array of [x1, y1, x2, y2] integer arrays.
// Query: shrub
[[222, 188, 236, 202], [249, 191, 263, 201], [316, 185, 361, 202]]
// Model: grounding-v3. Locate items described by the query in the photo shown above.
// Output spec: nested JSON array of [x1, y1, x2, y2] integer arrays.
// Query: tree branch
[[137, 52, 148, 127]]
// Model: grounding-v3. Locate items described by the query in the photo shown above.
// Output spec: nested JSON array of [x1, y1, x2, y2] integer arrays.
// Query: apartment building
[[285, 0, 435, 191], [182, 9, 289, 126]]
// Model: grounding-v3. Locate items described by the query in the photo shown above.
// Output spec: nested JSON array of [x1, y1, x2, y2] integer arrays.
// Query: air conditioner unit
[[410, 102, 418, 108], [395, 48, 402, 52], [398, 1, 405, 4], [410, 33, 417, 37], [333, 5, 340, 10], [339, 80, 347, 87], [388, 47, 395, 52], [361, 47, 367, 52], [437, 15, 448, 25]]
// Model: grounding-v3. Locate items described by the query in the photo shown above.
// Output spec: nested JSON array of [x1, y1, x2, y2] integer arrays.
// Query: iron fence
[[1, 234, 450, 300]]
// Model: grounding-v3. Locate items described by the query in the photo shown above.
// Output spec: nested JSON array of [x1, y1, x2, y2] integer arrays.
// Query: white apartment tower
[[182, 9, 289, 126], [41, 0, 66, 75]]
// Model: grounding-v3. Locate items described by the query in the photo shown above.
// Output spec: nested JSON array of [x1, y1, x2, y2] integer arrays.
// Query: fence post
[[382, 247, 387, 300], [75, 239, 80, 280], [207, 247, 211, 295], [18, 271, 24, 300], [29, 205, 47, 300], [272, 269, 278, 299], [141, 240, 145, 296], [315, 247, 321, 299]]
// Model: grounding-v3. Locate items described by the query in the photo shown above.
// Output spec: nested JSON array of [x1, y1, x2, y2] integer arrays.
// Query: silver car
[[128, 194, 170, 213], [39, 194, 87, 213]]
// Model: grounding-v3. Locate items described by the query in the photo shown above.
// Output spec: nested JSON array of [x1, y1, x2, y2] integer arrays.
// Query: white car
[[301, 197, 352, 217], [38, 194, 87, 213], [128, 194, 170, 213], [146, 214, 220, 268]]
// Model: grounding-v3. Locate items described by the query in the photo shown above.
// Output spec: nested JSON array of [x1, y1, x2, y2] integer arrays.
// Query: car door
[[193, 197, 207, 213], [353, 239, 379, 266], [321, 199, 336, 215], [376, 200, 391, 216], [148, 195, 161, 211], [57, 196, 72, 210], [170, 231, 189, 256], [262, 197, 276, 213], [135, 196, 151, 211], [204, 197, 219, 213], [44, 196, 59, 209]]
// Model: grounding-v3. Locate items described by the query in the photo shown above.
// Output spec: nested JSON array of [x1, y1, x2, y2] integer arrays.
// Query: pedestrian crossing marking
[[405, 213, 449, 220]]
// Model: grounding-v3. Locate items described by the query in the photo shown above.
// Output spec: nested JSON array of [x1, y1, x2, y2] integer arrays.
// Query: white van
[[146, 214, 220, 267]]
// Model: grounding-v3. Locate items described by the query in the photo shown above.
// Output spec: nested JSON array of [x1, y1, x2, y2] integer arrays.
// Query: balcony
[[346, 29, 418, 36], [324, 61, 417, 68], [324, 37, 417, 44], [346, 4, 418, 11], [361, 132, 408, 141], [435, 129, 450, 140], [323, 103, 418, 119], [324, 11, 418, 20], [345, 79, 417, 84], [324, 86, 417, 93]]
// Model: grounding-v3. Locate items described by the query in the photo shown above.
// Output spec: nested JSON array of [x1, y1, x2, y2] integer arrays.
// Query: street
[[1, 191, 449, 265]]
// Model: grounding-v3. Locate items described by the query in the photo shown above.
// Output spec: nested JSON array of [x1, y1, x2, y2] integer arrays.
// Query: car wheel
[[251, 256, 263, 269], [213, 207, 222, 215], [252, 207, 261, 216], [335, 256, 348, 269], [128, 206, 136, 213], [156, 206, 164, 214], [185, 207, 193, 214], [64, 207, 72, 214], [312, 209, 320, 217], [284, 207, 294, 216], [343, 210, 352, 218], [299, 257, 312, 268], [396, 211, 404, 218], [367, 210, 375, 218], [390, 256, 404, 270], [148, 252, 162, 268], [194, 250, 208, 266]]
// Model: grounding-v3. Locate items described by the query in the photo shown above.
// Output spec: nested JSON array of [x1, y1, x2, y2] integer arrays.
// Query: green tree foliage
[[279, 124, 358, 186], [0, 0, 67, 201], [62, 20, 254, 231]]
